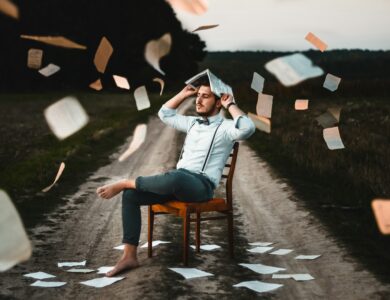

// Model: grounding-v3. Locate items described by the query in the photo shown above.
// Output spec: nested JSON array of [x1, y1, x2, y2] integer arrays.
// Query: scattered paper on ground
[[31, 280, 67, 288], [247, 246, 274, 254], [233, 280, 283, 293], [66, 268, 95, 273], [145, 33, 171, 75], [192, 24, 219, 32], [169, 268, 213, 279], [295, 99, 309, 110], [20, 35, 87, 50], [249, 242, 274, 247], [44, 96, 89, 140], [265, 53, 323, 86], [323, 126, 345, 150], [153, 77, 165, 96], [134, 86, 151, 111], [80, 276, 124, 288], [140, 240, 171, 248], [27, 49, 43, 69], [24, 272, 56, 280], [239, 263, 285, 275], [0, 190, 31, 272], [251, 72, 264, 93], [248, 112, 271, 134], [272, 273, 314, 281], [305, 32, 328, 52], [58, 260, 87, 268], [166, 0, 208, 15], [113, 75, 130, 90], [42, 162, 65, 192], [39, 63, 60, 77], [0, 0, 18, 19], [94, 37, 113, 73], [295, 255, 321, 260], [371, 199, 390, 235], [190, 244, 221, 251], [323, 73, 342, 92], [118, 124, 147, 162], [270, 249, 293, 256], [97, 266, 114, 274], [256, 93, 273, 118], [89, 79, 103, 91]]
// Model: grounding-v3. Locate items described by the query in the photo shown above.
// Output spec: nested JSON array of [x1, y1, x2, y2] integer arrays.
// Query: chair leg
[[148, 206, 154, 258], [195, 212, 201, 253], [227, 211, 234, 258], [183, 210, 190, 266]]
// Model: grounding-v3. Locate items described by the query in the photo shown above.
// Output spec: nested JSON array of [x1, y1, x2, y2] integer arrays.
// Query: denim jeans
[[121, 168, 215, 246]]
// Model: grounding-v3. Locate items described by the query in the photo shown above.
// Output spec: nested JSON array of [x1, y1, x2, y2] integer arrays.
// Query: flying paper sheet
[[239, 263, 285, 275], [265, 53, 324, 87], [31, 280, 66, 288], [166, 0, 208, 15], [251, 72, 265, 93], [44, 97, 89, 140], [295, 255, 321, 260], [323, 73, 342, 92], [371, 199, 390, 235], [27, 49, 43, 69], [248, 112, 271, 134], [169, 268, 213, 279], [192, 24, 219, 32], [39, 63, 60, 77], [42, 162, 65, 192], [256, 93, 273, 118], [305, 32, 328, 52], [80, 276, 124, 288], [66, 268, 95, 273], [97, 266, 114, 274], [0, 0, 18, 19], [272, 274, 314, 281], [0, 190, 31, 272], [233, 280, 283, 293], [316, 106, 341, 128], [247, 246, 274, 254], [323, 127, 345, 150], [24, 272, 56, 280], [58, 260, 87, 268], [145, 33, 172, 75], [20, 35, 87, 50], [113, 75, 130, 90], [118, 124, 147, 162], [140, 240, 171, 248], [153, 77, 165, 96], [328, 107, 341, 122], [94, 37, 113, 74], [89, 79, 103, 91], [134, 86, 151, 111], [190, 244, 221, 251], [295, 99, 309, 110], [186, 69, 233, 98], [248, 242, 274, 247], [270, 249, 293, 256]]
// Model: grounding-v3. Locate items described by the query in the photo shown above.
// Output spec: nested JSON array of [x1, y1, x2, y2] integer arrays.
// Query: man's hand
[[178, 85, 198, 100], [221, 94, 234, 109]]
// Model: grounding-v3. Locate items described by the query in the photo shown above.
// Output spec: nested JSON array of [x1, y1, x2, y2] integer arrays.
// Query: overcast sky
[[173, 0, 390, 51]]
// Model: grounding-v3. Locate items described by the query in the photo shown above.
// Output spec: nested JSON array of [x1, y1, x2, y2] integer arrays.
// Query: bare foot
[[106, 257, 139, 277], [96, 180, 125, 199]]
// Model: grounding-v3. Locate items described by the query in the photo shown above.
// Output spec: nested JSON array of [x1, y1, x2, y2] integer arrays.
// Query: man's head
[[195, 82, 222, 117]]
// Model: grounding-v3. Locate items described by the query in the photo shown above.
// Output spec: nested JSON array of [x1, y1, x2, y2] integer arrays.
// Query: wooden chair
[[147, 142, 240, 266]]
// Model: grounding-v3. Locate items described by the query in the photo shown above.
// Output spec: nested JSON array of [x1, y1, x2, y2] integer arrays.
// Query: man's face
[[195, 85, 221, 117]]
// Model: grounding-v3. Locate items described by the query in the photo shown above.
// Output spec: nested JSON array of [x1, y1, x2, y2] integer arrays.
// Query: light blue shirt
[[158, 105, 256, 188]]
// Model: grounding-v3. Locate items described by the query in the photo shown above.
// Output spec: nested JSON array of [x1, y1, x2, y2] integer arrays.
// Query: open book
[[185, 69, 233, 97]]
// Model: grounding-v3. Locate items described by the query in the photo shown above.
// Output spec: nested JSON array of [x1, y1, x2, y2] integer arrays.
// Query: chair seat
[[152, 198, 229, 216]]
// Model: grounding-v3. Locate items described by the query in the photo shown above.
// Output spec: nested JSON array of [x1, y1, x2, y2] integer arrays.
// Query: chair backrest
[[221, 142, 239, 210]]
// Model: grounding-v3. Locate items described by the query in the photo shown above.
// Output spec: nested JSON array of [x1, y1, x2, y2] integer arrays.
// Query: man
[[96, 81, 255, 276]]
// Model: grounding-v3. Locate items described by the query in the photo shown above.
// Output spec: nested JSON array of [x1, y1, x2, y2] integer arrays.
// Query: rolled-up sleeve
[[224, 115, 256, 141], [158, 105, 193, 133]]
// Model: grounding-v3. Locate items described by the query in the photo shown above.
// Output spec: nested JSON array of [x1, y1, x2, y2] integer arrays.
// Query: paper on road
[[272, 273, 314, 281], [295, 255, 321, 260], [58, 260, 87, 268], [169, 268, 213, 279], [233, 280, 283, 293], [42, 162, 65, 192], [247, 246, 273, 254], [140, 240, 171, 248], [248, 242, 274, 247], [270, 249, 293, 256], [190, 244, 221, 251], [80, 276, 124, 288], [97, 266, 114, 274], [239, 263, 285, 275], [66, 268, 95, 273], [24, 271, 56, 280], [31, 280, 67, 287]]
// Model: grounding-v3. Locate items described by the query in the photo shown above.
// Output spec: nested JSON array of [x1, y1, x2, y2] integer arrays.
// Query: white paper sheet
[[323, 73, 341, 92], [80, 276, 124, 288], [371, 199, 390, 235], [27, 48, 43, 69], [166, 0, 208, 15], [42, 162, 65, 192], [247, 246, 273, 254], [323, 127, 345, 150], [272, 273, 314, 281], [265, 53, 323, 86], [192, 24, 219, 32], [316, 111, 338, 128], [145, 33, 172, 75], [233, 280, 283, 293], [256, 93, 273, 118], [44, 96, 89, 140], [239, 263, 285, 275], [94, 36, 113, 74], [295, 99, 309, 110], [169, 268, 213, 279], [113, 245, 125, 250], [0, 0, 19, 19], [21, 35, 87, 50], [140, 240, 171, 248], [134, 86, 151, 111], [97, 266, 114, 274], [39, 63, 60, 77], [153, 77, 165, 96], [248, 242, 274, 247], [185, 69, 233, 98], [190, 244, 221, 251], [113, 75, 130, 90], [24, 271, 56, 280], [89, 78, 103, 91], [118, 124, 147, 161], [251, 72, 265, 93], [31, 280, 67, 287], [0, 190, 32, 272], [295, 255, 321, 260], [66, 268, 95, 273], [270, 249, 293, 256], [58, 260, 87, 268], [305, 32, 328, 52]]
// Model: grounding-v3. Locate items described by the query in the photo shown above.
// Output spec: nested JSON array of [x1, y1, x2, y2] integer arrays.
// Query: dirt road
[[1, 103, 389, 299]]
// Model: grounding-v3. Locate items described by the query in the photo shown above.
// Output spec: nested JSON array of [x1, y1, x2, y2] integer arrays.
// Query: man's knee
[[122, 189, 138, 204]]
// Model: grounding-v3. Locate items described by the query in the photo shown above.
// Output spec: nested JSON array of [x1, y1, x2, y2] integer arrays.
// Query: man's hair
[[197, 78, 221, 101]]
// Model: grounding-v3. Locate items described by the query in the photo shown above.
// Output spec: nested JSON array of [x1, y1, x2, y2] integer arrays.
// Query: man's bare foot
[[96, 180, 125, 199], [106, 257, 139, 277]]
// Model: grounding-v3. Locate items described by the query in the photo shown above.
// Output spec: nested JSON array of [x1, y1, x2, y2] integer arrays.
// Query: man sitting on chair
[[96, 79, 255, 276]]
